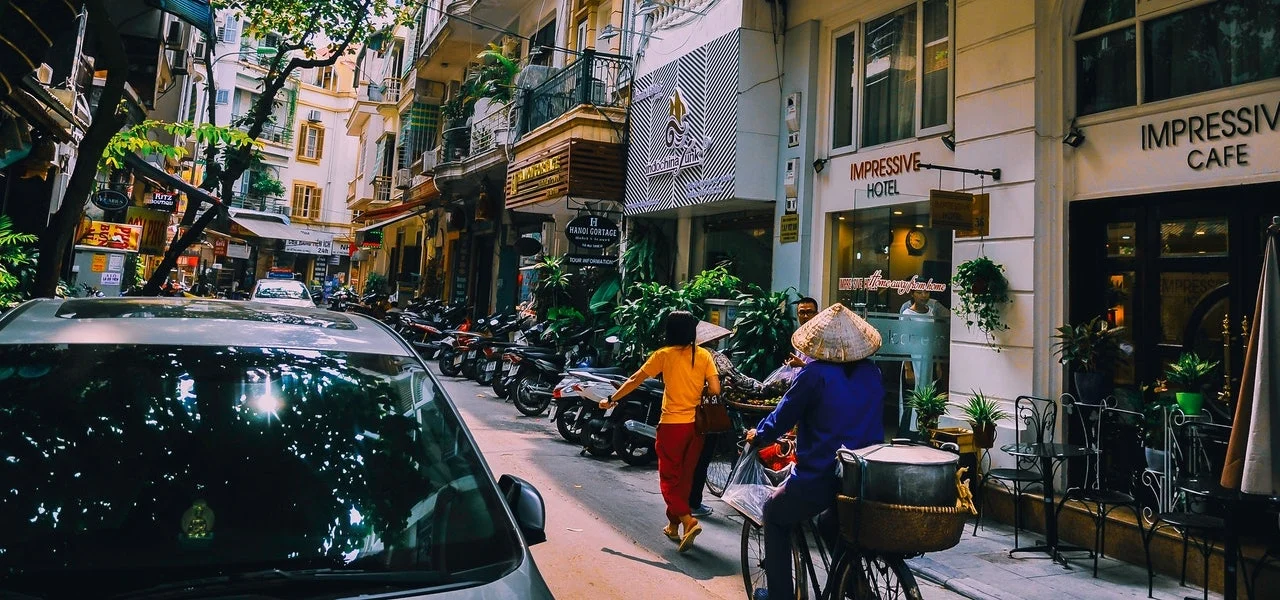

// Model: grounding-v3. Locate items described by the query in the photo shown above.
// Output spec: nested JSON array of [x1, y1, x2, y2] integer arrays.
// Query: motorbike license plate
[[466, 350, 477, 359], [548, 406, 558, 421], [484, 361, 496, 373], [504, 362, 516, 374], [441, 336, 455, 346], [603, 405, 616, 418], [453, 354, 464, 366]]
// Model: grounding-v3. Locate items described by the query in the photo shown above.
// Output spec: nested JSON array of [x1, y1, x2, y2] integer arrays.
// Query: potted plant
[[1136, 382, 1177, 471], [951, 256, 1011, 346], [956, 390, 1010, 449], [1051, 315, 1126, 404], [1164, 352, 1219, 415], [906, 379, 949, 435]]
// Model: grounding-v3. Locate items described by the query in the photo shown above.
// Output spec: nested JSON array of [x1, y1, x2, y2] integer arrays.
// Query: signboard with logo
[[78, 221, 142, 252], [268, 267, 294, 279], [125, 207, 170, 255], [146, 191, 178, 213], [361, 229, 383, 249], [505, 139, 625, 209], [929, 190, 974, 230], [331, 242, 350, 256], [564, 215, 620, 249], [91, 190, 129, 211], [283, 239, 333, 256], [624, 30, 777, 215]]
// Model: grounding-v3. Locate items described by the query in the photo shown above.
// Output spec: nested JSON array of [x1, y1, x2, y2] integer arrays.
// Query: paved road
[[437, 369, 965, 600]]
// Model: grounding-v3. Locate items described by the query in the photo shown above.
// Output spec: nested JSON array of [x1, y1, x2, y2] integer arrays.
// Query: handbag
[[694, 397, 733, 435]]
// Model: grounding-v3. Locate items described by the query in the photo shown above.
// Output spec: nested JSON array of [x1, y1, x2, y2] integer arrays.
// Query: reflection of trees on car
[[0, 346, 518, 594]]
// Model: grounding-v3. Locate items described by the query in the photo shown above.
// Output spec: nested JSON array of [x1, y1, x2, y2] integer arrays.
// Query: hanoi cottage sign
[[564, 215, 620, 250]]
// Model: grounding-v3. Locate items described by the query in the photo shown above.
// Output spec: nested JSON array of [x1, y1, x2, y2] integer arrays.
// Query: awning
[[145, 0, 216, 35], [230, 215, 332, 243], [357, 208, 426, 233], [360, 199, 426, 221], [124, 152, 221, 207]]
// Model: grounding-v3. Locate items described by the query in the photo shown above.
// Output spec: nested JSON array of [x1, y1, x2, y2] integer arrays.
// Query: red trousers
[[655, 422, 704, 522]]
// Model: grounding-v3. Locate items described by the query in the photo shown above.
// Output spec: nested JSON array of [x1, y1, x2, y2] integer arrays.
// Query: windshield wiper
[[114, 568, 477, 600]]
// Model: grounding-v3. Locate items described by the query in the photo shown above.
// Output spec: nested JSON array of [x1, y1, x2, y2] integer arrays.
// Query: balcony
[[434, 102, 511, 187], [368, 77, 400, 104], [230, 193, 289, 216], [373, 175, 393, 203], [232, 112, 293, 147], [516, 51, 631, 139]]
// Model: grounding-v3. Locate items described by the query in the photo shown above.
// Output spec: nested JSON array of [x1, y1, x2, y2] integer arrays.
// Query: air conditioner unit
[[165, 21, 184, 49], [194, 41, 207, 60], [306, 109, 322, 122], [421, 150, 437, 172], [395, 168, 412, 189]]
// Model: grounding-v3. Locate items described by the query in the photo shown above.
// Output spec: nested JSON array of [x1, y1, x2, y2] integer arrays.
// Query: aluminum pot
[[837, 443, 958, 507]]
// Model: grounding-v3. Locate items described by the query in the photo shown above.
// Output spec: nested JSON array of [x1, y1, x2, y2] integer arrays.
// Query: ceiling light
[[1121, 235, 1131, 240], [1195, 230, 1206, 235], [915, 224, 925, 228], [838, 216, 845, 220], [892, 210, 903, 215]]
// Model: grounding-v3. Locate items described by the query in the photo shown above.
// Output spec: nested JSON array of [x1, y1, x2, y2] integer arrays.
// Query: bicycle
[[705, 406, 768, 497]]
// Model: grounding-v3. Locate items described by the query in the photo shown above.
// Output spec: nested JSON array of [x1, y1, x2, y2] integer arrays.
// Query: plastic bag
[[762, 364, 799, 389], [722, 449, 779, 527]]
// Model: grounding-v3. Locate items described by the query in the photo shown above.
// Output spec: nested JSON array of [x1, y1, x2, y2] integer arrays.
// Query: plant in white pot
[[1051, 316, 1126, 404]]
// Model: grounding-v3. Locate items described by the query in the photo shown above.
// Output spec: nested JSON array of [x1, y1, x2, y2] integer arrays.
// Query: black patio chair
[[1143, 418, 1233, 600], [1055, 396, 1146, 576], [974, 394, 1057, 548]]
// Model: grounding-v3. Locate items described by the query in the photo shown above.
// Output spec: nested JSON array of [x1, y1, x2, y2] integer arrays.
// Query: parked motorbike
[[570, 370, 663, 466], [503, 327, 604, 413]]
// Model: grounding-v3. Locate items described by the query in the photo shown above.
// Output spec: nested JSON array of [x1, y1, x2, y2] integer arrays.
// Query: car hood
[[250, 297, 317, 308], [398, 557, 553, 599]]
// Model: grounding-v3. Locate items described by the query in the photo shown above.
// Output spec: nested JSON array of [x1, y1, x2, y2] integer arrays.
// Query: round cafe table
[[1000, 442, 1092, 564]]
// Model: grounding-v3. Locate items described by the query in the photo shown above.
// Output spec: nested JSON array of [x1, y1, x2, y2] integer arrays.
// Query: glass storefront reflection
[[831, 201, 952, 437]]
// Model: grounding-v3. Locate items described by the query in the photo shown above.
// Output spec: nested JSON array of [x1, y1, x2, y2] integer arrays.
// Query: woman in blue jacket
[[745, 303, 885, 600]]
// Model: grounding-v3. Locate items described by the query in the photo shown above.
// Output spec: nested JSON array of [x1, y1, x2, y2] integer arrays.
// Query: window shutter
[[311, 187, 322, 220], [292, 184, 303, 217], [314, 127, 324, 160], [296, 126, 307, 159]]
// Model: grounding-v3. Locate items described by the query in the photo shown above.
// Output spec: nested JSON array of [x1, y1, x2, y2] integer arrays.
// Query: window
[[1075, 0, 1280, 115], [298, 123, 324, 160], [356, 133, 367, 178], [576, 19, 590, 52], [314, 66, 336, 90], [215, 89, 229, 105], [832, 1, 951, 150], [531, 20, 556, 67], [291, 183, 322, 220], [217, 19, 239, 44]]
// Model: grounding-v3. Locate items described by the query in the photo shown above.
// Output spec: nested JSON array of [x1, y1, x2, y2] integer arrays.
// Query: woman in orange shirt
[[603, 310, 720, 552]]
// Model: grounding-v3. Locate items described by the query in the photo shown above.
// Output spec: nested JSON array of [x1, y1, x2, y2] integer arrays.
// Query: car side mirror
[[498, 474, 546, 545]]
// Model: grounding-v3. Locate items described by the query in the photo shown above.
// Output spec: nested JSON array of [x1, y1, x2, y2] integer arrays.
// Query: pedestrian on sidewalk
[[745, 303, 884, 600], [602, 310, 720, 552]]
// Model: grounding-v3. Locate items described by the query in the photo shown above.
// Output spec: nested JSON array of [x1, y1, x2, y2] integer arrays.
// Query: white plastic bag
[[721, 449, 778, 527]]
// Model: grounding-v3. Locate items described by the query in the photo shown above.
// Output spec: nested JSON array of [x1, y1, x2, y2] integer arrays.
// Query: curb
[[907, 556, 1011, 600]]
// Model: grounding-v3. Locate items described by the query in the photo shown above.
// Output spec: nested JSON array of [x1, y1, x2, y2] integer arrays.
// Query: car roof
[[0, 298, 413, 356], [256, 279, 306, 287]]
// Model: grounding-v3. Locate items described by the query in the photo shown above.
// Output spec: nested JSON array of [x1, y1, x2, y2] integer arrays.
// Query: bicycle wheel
[[832, 551, 920, 600], [740, 520, 809, 600]]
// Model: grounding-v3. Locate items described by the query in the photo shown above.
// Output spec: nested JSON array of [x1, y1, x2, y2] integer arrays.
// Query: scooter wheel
[[492, 369, 510, 399], [555, 404, 583, 443], [612, 424, 656, 466], [512, 375, 552, 417], [438, 347, 461, 377]]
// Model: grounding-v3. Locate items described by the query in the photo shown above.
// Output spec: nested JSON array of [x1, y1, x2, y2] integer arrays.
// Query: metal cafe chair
[[1143, 418, 1233, 600], [1055, 396, 1146, 577], [974, 395, 1057, 548]]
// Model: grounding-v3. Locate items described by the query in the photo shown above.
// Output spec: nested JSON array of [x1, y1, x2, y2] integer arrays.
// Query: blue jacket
[[755, 360, 885, 491]]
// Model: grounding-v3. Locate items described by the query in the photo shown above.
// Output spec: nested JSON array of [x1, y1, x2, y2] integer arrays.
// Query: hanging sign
[[564, 215, 620, 249], [955, 193, 991, 239], [929, 189, 974, 230], [146, 192, 178, 213], [91, 190, 130, 211], [566, 254, 617, 267], [78, 222, 142, 252]]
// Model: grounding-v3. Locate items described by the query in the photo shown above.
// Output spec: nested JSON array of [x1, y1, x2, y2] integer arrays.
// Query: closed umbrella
[[1221, 217, 1279, 496]]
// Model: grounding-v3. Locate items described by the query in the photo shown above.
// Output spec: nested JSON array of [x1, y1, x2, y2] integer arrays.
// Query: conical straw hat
[[695, 320, 732, 346], [791, 303, 882, 363]]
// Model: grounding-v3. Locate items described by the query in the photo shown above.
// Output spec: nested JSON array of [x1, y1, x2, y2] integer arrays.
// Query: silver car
[[0, 298, 553, 599], [250, 279, 317, 308]]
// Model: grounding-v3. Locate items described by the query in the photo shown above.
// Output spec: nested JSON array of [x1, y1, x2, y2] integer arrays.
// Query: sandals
[[678, 521, 702, 553], [663, 524, 680, 542]]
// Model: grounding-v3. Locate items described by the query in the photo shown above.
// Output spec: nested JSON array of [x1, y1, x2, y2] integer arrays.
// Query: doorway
[[1069, 183, 1275, 422]]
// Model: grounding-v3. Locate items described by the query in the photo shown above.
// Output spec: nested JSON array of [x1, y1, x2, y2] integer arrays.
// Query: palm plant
[[727, 286, 796, 380], [956, 390, 1009, 448], [0, 216, 38, 308], [907, 379, 950, 433]]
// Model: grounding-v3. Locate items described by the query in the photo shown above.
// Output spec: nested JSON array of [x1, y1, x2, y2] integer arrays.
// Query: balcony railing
[[230, 193, 289, 215], [231, 112, 293, 146], [372, 175, 392, 203], [517, 50, 632, 138], [440, 102, 510, 163], [368, 77, 400, 103]]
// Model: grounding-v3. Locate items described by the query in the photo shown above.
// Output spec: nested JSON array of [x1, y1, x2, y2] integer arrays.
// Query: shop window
[[291, 183, 322, 221], [1160, 217, 1229, 257], [298, 123, 324, 161], [1075, 0, 1280, 116], [1105, 271, 1136, 386], [1106, 222, 1136, 257], [833, 1, 950, 151], [1158, 271, 1229, 345], [831, 202, 952, 436]]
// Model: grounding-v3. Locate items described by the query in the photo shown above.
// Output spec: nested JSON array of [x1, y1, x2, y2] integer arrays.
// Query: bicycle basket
[[836, 495, 971, 554]]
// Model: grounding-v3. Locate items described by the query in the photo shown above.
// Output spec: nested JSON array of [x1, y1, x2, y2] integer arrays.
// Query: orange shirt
[[640, 345, 718, 424]]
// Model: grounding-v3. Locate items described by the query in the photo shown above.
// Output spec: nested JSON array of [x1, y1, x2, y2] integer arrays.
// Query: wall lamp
[[1063, 121, 1086, 148], [813, 157, 828, 173], [940, 132, 955, 151], [598, 23, 663, 41]]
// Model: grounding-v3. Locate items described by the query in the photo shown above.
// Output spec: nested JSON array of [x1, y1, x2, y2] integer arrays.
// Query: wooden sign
[[955, 193, 991, 239], [506, 139, 625, 208], [929, 189, 974, 230]]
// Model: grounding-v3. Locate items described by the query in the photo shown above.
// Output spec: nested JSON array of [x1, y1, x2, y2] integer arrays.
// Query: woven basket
[[837, 495, 971, 554], [724, 398, 778, 414]]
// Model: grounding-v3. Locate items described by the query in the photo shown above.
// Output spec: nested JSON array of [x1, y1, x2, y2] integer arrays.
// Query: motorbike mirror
[[604, 335, 620, 344]]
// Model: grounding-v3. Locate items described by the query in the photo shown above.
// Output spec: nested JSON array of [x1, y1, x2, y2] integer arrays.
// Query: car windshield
[[254, 283, 310, 300], [0, 345, 521, 598]]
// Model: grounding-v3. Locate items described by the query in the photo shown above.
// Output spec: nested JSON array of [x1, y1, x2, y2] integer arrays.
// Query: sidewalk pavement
[[908, 520, 1224, 600]]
